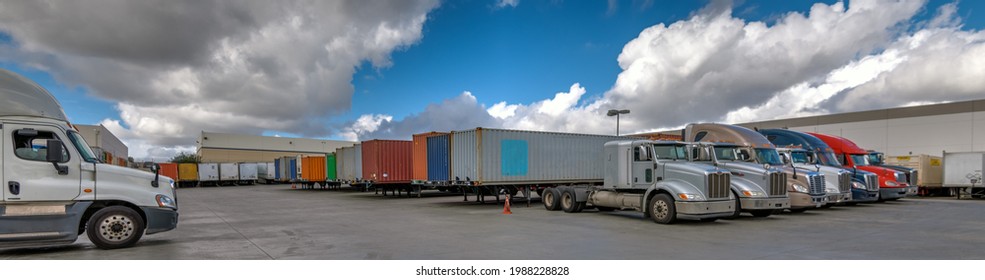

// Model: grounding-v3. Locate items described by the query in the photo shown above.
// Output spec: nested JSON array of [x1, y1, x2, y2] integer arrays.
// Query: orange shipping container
[[362, 139, 412, 184], [301, 156, 327, 182], [159, 163, 178, 181], [412, 132, 447, 181]]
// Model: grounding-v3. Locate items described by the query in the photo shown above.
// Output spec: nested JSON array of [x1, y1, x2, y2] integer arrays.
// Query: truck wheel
[[724, 191, 741, 219], [543, 188, 561, 211], [648, 194, 677, 224], [561, 189, 581, 213], [750, 210, 773, 218], [86, 206, 145, 250]]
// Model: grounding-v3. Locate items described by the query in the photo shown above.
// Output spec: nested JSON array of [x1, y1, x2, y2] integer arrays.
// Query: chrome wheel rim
[[544, 192, 554, 207], [653, 200, 669, 220], [99, 214, 135, 242]]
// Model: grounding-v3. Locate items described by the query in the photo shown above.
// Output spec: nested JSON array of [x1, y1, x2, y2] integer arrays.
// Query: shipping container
[[450, 128, 632, 185], [159, 163, 178, 181], [362, 140, 413, 184], [289, 158, 297, 181], [198, 163, 219, 181], [326, 153, 337, 181], [274, 158, 282, 181], [336, 144, 362, 181], [412, 132, 447, 181], [427, 134, 450, 182], [885, 154, 944, 187], [257, 162, 269, 179], [266, 162, 275, 180], [178, 163, 198, 181], [239, 162, 258, 181], [300, 156, 327, 182], [943, 151, 984, 188], [219, 162, 239, 181]]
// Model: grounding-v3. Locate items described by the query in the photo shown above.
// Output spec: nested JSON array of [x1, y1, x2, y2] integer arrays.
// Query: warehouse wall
[[198, 148, 326, 163], [75, 124, 129, 165]]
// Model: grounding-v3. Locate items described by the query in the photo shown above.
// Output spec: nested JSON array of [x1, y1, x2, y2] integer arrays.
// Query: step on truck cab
[[808, 133, 909, 201], [684, 123, 825, 212], [759, 129, 879, 203], [544, 140, 735, 224], [867, 151, 919, 196], [686, 142, 790, 218], [0, 69, 177, 250]]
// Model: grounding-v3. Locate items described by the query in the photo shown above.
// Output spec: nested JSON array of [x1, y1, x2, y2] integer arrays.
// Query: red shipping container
[[362, 139, 413, 184], [412, 132, 447, 181], [159, 163, 179, 181]]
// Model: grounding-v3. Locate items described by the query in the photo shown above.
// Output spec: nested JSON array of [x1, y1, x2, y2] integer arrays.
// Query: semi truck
[[683, 124, 826, 212], [0, 69, 178, 249], [759, 129, 879, 203], [808, 133, 909, 201], [686, 142, 789, 217], [542, 140, 735, 224], [867, 151, 918, 196]]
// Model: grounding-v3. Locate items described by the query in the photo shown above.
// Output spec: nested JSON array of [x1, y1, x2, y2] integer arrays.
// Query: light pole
[[606, 109, 630, 136]]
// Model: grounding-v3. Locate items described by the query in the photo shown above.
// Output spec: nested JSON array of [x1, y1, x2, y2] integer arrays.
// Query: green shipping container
[[326, 153, 337, 181]]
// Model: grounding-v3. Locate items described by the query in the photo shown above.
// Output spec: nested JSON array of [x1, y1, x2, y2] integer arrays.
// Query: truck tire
[[86, 206, 145, 250], [750, 210, 773, 218], [543, 188, 561, 211], [724, 191, 741, 219], [561, 189, 582, 213], [648, 194, 677, 224]]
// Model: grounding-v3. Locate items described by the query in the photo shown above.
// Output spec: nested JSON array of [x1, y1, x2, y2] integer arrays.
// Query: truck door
[[632, 145, 654, 188], [3, 123, 82, 202]]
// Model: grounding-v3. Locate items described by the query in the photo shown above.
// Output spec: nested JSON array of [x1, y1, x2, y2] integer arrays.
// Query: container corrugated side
[[198, 163, 219, 181], [337, 145, 362, 181], [327, 153, 337, 180], [301, 156, 327, 181], [238, 162, 258, 180], [413, 132, 446, 181], [362, 140, 412, 184], [274, 158, 282, 180], [289, 159, 297, 180], [427, 134, 450, 181], [451, 128, 632, 185], [178, 163, 198, 181], [159, 163, 178, 181]]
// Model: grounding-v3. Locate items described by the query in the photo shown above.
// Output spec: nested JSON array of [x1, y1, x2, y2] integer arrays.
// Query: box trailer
[[198, 163, 219, 186], [238, 162, 258, 185], [336, 144, 363, 183], [943, 151, 985, 199], [177, 163, 198, 187], [362, 140, 413, 185], [219, 162, 239, 185], [885, 154, 943, 188], [327, 153, 337, 181]]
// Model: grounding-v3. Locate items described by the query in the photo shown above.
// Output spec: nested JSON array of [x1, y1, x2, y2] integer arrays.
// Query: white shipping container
[[256, 162, 269, 179], [943, 152, 985, 187], [885, 154, 944, 187], [337, 144, 363, 181], [265, 162, 276, 179], [198, 163, 219, 181], [239, 162, 258, 180], [449, 128, 633, 185], [219, 162, 239, 181]]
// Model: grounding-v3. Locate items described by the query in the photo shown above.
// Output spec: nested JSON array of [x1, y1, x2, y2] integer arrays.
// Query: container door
[[3, 123, 81, 202], [631, 144, 654, 189]]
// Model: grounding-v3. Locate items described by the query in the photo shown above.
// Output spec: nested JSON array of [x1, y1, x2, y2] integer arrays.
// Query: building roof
[[198, 131, 357, 154]]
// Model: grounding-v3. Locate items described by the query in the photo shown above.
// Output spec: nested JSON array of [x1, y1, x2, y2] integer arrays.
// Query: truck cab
[[686, 142, 789, 217], [0, 69, 177, 250], [775, 147, 854, 205], [684, 123, 825, 212], [759, 129, 879, 203], [807, 132, 909, 201], [867, 151, 918, 196]]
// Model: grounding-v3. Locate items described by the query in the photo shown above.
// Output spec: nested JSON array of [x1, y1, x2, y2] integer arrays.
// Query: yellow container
[[178, 163, 199, 181]]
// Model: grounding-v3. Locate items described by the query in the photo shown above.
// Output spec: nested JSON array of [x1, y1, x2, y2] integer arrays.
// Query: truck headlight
[[852, 182, 866, 189], [741, 190, 766, 197], [156, 194, 177, 209], [677, 193, 706, 201], [792, 184, 808, 193], [886, 181, 899, 187]]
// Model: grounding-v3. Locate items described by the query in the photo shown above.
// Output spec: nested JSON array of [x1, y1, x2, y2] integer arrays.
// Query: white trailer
[[943, 151, 985, 199]]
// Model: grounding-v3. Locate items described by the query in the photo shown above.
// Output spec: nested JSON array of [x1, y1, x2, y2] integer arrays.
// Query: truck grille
[[807, 173, 825, 195], [768, 172, 786, 196], [839, 172, 852, 193], [865, 174, 879, 191], [707, 173, 730, 199], [909, 170, 918, 186]]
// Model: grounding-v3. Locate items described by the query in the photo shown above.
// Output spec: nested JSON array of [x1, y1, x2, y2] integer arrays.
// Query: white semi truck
[[0, 69, 178, 250]]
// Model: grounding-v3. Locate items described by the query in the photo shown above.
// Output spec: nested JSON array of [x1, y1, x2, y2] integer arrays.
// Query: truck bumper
[[789, 192, 825, 209], [851, 189, 879, 202], [880, 188, 906, 200], [675, 200, 734, 220], [906, 186, 919, 197], [141, 207, 178, 235], [826, 192, 852, 204], [739, 197, 789, 210]]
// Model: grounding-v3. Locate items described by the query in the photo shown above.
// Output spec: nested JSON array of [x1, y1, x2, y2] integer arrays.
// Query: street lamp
[[606, 109, 630, 136]]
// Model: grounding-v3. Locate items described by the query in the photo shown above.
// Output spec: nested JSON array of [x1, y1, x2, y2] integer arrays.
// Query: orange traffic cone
[[502, 195, 512, 215]]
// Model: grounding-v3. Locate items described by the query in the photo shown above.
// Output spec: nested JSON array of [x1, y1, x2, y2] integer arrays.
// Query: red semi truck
[[808, 133, 909, 201]]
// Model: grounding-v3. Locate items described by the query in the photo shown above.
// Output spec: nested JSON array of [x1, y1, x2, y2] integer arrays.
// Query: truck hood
[[794, 163, 846, 193], [704, 161, 771, 192], [96, 163, 174, 199]]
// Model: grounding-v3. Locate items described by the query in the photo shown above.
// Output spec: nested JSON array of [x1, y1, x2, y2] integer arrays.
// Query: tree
[[169, 152, 201, 163]]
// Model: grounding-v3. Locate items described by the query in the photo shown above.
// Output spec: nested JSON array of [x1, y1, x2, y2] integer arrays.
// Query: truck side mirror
[[151, 163, 160, 188], [45, 139, 69, 175]]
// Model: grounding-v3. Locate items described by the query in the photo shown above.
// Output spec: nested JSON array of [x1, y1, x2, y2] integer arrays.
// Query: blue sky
[[2, 0, 984, 159]]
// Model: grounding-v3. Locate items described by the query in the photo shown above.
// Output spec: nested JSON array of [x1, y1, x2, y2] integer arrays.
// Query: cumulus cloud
[[495, 0, 519, 9], [0, 0, 439, 158]]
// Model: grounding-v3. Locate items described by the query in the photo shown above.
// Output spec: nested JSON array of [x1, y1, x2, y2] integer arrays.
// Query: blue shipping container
[[274, 158, 281, 180], [289, 159, 297, 180], [427, 134, 450, 181]]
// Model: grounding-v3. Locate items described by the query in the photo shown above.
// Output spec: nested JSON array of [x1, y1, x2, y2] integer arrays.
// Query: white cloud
[[487, 101, 518, 119], [495, 0, 519, 9]]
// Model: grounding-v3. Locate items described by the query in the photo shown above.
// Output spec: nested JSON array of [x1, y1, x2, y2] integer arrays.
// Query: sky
[[1, 0, 984, 161]]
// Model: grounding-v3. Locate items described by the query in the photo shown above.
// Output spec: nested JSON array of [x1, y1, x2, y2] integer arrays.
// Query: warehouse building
[[196, 131, 357, 163], [75, 124, 129, 166], [640, 99, 985, 156]]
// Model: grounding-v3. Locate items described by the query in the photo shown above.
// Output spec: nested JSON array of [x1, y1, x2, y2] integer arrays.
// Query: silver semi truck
[[687, 142, 790, 218], [777, 147, 855, 205]]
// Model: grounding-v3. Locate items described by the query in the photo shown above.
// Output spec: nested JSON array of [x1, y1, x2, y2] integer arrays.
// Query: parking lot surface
[[3, 184, 984, 259]]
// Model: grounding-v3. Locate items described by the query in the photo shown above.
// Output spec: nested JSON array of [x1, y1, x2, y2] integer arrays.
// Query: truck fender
[[730, 176, 761, 194], [643, 179, 702, 209], [557, 186, 591, 203]]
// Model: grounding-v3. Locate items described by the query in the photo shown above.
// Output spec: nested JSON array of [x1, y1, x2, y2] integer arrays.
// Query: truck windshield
[[67, 131, 99, 163], [849, 154, 870, 166], [713, 147, 739, 161], [867, 153, 884, 165], [790, 151, 811, 164], [755, 148, 784, 165], [817, 151, 841, 166], [652, 145, 687, 160]]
